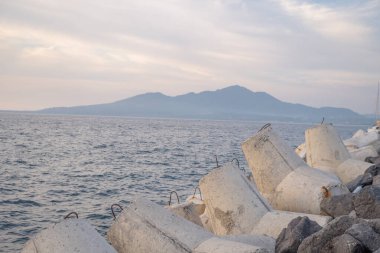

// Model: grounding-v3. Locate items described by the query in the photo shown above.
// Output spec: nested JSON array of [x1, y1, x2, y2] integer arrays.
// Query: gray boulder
[[365, 156, 380, 164], [347, 173, 373, 193], [364, 165, 380, 176], [360, 173, 373, 186], [353, 186, 380, 219], [345, 223, 380, 252], [276, 216, 322, 253], [373, 175, 380, 186], [331, 234, 367, 253], [297, 216, 364, 253], [347, 176, 364, 192], [321, 193, 354, 218], [367, 219, 380, 233]]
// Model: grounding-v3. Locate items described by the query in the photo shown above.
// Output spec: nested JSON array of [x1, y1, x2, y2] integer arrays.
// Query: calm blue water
[[0, 113, 366, 252]]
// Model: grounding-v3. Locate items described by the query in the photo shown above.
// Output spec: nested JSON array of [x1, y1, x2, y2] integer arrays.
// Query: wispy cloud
[[277, 0, 372, 41], [0, 0, 379, 113]]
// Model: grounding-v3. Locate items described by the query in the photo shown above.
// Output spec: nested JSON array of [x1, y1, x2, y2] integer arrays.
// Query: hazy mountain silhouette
[[39, 85, 365, 123]]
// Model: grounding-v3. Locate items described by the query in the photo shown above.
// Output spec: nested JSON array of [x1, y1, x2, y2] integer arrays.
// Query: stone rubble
[[275, 217, 322, 253]]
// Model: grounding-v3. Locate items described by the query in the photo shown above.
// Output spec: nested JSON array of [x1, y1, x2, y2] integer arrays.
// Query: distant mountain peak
[[220, 84, 247, 89], [217, 85, 253, 93], [38, 85, 365, 124]]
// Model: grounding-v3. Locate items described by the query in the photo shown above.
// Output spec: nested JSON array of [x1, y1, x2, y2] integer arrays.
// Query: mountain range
[[38, 85, 368, 123]]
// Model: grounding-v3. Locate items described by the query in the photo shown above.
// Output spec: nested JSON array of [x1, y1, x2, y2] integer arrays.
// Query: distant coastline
[[1, 85, 374, 125]]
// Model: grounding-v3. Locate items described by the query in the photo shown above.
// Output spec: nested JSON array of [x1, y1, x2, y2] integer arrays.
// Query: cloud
[[0, 0, 379, 113], [277, 0, 372, 41]]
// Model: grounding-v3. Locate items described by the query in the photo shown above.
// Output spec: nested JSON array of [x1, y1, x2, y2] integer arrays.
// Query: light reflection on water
[[0, 113, 365, 252]]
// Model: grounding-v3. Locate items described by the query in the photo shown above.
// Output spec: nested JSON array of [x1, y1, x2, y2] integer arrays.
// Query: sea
[[0, 113, 367, 252]]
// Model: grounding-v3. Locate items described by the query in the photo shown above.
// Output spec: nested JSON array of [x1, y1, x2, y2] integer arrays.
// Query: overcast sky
[[0, 0, 379, 113]]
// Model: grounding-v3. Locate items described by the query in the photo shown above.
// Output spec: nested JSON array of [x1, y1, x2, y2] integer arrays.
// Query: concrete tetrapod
[[344, 128, 379, 149], [166, 201, 205, 227], [349, 145, 378, 161], [21, 218, 117, 253], [305, 124, 374, 184], [167, 192, 205, 222], [199, 163, 332, 238], [242, 125, 348, 214], [107, 198, 274, 253]]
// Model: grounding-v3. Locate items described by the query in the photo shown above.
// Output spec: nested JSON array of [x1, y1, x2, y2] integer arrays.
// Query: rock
[[276, 216, 321, 253], [321, 193, 354, 218], [359, 173, 373, 186], [353, 186, 380, 219], [348, 210, 357, 218], [365, 156, 380, 165], [373, 175, 380, 186], [353, 186, 363, 194], [331, 234, 367, 253], [297, 216, 364, 253], [367, 219, 380, 234], [347, 176, 363, 192], [364, 165, 380, 176], [346, 172, 374, 193], [360, 172, 373, 187], [345, 223, 380, 252]]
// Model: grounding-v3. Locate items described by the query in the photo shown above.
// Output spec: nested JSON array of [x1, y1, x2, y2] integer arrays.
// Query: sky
[[0, 0, 379, 114]]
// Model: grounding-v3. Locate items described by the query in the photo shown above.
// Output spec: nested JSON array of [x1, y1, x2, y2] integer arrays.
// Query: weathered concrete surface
[[336, 159, 374, 184], [305, 124, 373, 184], [273, 166, 347, 214], [275, 216, 322, 253], [200, 211, 214, 232], [305, 124, 350, 167], [349, 145, 378, 161], [222, 234, 275, 252], [344, 130, 379, 149], [252, 211, 330, 239], [194, 237, 271, 253], [295, 143, 307, 161], [167, 194, 205, 227], [108, 198, 274, 253], [21, 219, 117, 253], [199, 163, 271, 235], [242, 125, 348, 214], [199, 164, 331, 238], [167, 202, 204, 227], [108, 198, 212, 253], [186, 194, 205, 207], [242, 125, 305, 197]]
